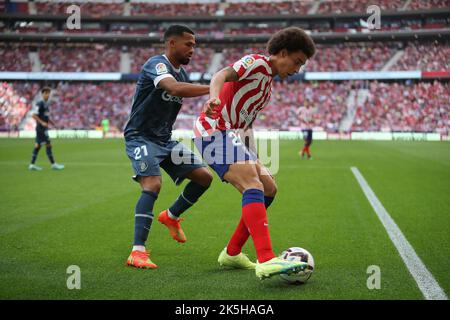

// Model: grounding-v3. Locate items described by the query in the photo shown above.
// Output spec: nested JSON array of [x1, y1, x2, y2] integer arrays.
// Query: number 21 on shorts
[[134, 145, 148, 160]]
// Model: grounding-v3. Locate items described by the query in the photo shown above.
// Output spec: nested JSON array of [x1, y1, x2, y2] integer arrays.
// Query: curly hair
[[267, 27, 316, 58]]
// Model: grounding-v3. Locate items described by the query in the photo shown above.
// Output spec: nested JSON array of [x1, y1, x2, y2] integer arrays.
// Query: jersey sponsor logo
[[161, 91, 183, 104], [155, 62, 168, 75], [239, 107, 257, 126], [241, 55, 255, 69]]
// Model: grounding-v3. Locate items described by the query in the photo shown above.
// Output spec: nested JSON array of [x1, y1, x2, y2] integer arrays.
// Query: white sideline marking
[[351, 167, 448, 300]]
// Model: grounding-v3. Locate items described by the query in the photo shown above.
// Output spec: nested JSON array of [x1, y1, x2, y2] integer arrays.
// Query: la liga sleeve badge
[[241, 55, 255, 69], [155, 62, 168, 75]]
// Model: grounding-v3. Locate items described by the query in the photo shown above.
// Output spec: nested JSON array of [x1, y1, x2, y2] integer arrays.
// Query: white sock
[[132, 245, 146, 252], [167, 209, 179, 221]]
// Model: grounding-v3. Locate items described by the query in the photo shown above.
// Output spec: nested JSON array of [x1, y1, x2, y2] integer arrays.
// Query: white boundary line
[[351, 167, 448, 300]]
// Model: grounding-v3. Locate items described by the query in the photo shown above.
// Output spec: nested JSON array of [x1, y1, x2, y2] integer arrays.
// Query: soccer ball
[[279, 247, 314, 284]]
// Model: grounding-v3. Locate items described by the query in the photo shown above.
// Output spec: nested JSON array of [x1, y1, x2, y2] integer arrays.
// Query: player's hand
[[42, 122, 49, 128], [203, 98, 221, 118]]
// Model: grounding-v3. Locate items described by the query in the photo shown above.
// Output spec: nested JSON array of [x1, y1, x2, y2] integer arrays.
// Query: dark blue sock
[[133, 190, 158, 246], [169, 181, 209, 217], [31, 147, 40, 164], [264, 196, 274, 209], [46, 146, 55, 164]]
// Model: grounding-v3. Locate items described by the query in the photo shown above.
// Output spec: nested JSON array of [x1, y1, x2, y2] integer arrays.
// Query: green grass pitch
[[0, 138, 448, 299]]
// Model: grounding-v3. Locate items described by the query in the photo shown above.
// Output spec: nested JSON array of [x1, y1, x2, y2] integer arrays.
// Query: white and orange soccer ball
[[279, 247, 315, 284]]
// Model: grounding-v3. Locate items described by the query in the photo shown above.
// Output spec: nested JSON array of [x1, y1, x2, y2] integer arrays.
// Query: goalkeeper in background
[[101, 118, 110, 138]]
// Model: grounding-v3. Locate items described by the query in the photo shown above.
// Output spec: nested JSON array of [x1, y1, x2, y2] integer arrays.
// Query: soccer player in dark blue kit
[[28, 87, 65, 171], [124, 25, 213, 269]]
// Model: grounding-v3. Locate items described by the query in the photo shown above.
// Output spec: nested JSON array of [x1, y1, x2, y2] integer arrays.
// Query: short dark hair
[[267, 27, 316, 58], [163, 25, 195, 41], [41, 87, 51, 94]]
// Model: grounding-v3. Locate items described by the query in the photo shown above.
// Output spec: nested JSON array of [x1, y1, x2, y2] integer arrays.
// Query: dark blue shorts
[[125, 136, 205, 185], [35, 129, 50, 145], [194, 130, 257, 181]]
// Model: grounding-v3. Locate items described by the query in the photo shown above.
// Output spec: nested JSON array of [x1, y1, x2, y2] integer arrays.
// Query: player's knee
[[144, 183, 161, 194], [187, 168, 213, 188], [226, 163, 263, 192], [200, 170, 213, 188], [140, 176, 162, 194], [243, 177, 264, 192]]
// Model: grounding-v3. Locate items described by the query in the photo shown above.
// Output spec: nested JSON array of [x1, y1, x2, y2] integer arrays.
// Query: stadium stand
[[0, 0, 448, 135], [352, 81, 449, 133], [0, 44, 32, 71], [0, 82, 39, 131]]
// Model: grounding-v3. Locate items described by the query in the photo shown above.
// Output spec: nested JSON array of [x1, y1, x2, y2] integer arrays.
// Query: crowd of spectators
[[221, 43, 400, 71], [307, 43, 401, 71], [259, 81, 350, 131], [391, 42, 450, 71], [2, 80, 448, 134], [130, 2, 218, 16], [3, 19, 447, 36], [27, 0, 450, 17], [39, 44, 121, 72], [45, 82, 135, 131], [352, 81, 449, 133], [1, 41, 448, 73], [317, 0, 406, 14], [0, 82, 39, 131], [129, 46, 160, 74], [128, 46, 214, 74], [408, 0, 450, 10], [35, 1, 124, 16], [0, 44, 32, 71], [224, 1, 309, 15]]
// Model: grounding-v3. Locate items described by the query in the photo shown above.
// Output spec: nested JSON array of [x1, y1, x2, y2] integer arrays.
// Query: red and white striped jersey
[[194, 54, 273, 137], [298, 106, 314, 129]]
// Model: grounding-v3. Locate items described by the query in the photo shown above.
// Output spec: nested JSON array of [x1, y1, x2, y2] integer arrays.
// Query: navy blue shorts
[[125, 136, 205, 185], [194, 130, 257, 181], [35, 129, 50, 145]]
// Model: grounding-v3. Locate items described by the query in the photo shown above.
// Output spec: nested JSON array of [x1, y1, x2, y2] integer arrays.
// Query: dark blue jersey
[[124, 54, 189, 144], [35, 99, 50, 132]]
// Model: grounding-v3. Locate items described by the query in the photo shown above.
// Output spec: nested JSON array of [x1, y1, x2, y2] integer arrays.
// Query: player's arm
[[145, 59, 208, 98], [158, 77, 209, 98], [32, 113, 48, 128], [203, 67, 238, 117]]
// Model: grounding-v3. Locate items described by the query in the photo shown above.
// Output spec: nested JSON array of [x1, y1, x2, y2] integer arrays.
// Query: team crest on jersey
[[139, 160, 148, 172], [155, 62, 168, 75], [241, 56, 255, 69]]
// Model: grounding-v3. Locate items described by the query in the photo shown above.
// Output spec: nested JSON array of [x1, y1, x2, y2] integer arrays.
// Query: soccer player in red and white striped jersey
[[194, 27, 316, 280], [194, 53, 273, 137]]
